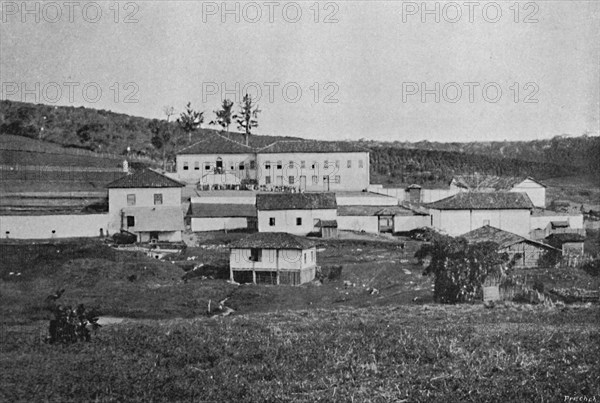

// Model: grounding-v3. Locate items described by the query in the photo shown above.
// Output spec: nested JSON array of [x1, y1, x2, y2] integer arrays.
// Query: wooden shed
[[316, 219, 338, 238]]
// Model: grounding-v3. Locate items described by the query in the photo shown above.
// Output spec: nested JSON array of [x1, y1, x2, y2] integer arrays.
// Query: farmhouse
[[427, 192, 534, 237], [175, 133, 371, 191], [461, 225, 560, 269], [106, 169, 185, 242], [450, 175, 546, 208], [229, 232, 317, 285], [186, 203, 257, 232], [256, 192, 337, 235]]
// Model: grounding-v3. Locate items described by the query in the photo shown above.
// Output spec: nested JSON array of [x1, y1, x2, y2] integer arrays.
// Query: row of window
[[268, 217, 324, 226], [264, 175, 341, 185], [182, 159, 365, 171], [127, 193, 163, 206], [249, 248, 315, 264]]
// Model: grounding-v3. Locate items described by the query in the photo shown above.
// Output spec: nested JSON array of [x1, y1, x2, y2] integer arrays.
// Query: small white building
[[229, 232, 317, 285], [450, 175, 546, 208], [256, 192, 337, 235], [106, 169, 185, 242], [337, 205, 429, 234], [427, 192, 534, 237]]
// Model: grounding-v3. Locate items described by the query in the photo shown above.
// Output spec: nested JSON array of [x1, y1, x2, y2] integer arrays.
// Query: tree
[[235, 94, 261, 145], [416, 236, 508, 303], [177, 102, 203, 143], [210, 99, 234, 132], [149, 119, 173, 170]]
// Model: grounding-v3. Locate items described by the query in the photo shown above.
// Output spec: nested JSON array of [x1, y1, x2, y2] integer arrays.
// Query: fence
[[0, 165, 125, 182]]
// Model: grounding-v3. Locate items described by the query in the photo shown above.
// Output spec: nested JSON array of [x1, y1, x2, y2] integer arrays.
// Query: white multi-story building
[[175, 133, 370, 192]]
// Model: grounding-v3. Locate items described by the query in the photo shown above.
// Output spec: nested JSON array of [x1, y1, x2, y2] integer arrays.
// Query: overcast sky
[[1, 1, 598, 142]]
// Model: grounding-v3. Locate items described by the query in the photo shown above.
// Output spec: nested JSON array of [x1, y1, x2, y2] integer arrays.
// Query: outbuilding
[[229, 232, 317, 285]]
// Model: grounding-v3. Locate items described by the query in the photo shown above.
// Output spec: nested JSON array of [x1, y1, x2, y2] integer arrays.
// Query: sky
[[1, 1, 599, 142]]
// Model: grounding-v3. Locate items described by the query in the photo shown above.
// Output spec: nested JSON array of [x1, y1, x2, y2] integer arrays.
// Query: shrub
[[538, 249, 562, 268], [581, 259, 600, 277], [45, 291, 101, 345], [317, 265, 343, 282], [417, 236, 508, 303]]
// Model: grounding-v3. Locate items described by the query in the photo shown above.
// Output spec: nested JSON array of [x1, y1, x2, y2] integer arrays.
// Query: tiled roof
[[461, 225, 557, 250], [256, 192, 337, 210], [316, 219, 338, 228], [426, 192, 534, 210], [121, 206, 183, 231], [106, 169, 185, 189], [337, 205, 415, 216], [258, 140, 368, 154], [451, 175, 545, 190], [230, 232, 315, 249], [187, 203, 256, 218], [545, 233, 586, 245], [177, 133, 254, 155]]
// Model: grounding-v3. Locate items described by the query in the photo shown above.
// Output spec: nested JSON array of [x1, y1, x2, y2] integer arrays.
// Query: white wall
[[191, 217, 248, 232], [394, 215, 431, 232], [511, 179, 545, 208], [432, 209, 531, 237], [366, 186, 459, 203], [256, 152, 370, 191], [257, 209, 337, 235], [108, 187, 182, 233], [138, 231, 182, 243], [337, 216, 379, 233], [176, 153, 256, 184], [530, 214, 584, 231], [1, 214, 109, 239], [190, 195, 256, 205], [230, 247, 317, 271]]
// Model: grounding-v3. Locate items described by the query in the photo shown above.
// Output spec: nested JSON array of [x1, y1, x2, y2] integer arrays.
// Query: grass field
[[0, 237, 598, 401]]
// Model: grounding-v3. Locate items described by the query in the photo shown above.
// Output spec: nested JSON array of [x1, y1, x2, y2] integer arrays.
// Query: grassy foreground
[[1, 304, 598, 402]]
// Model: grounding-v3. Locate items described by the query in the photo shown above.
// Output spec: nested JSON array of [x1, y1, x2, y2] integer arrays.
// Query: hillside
[[0, 100, 596, 188]]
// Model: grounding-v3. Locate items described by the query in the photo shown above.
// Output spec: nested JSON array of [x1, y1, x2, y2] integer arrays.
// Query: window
[[250, 160, 256, 169], [311, 162, 316, 169], [183, 162, 189, 170], [269, 217, 276, 226], [311, 251, 314, 261], [265, 161, 271, 169], [296, 217, 302, 226], [126, 215, 135, 227], [301, 161, 306, 169], [127, 194, 136, 206], [334, 175, 341, 183], [205, 163, 211, 170], [347, 160, 352, 168], [265, 176, 271, 184], [312, 175, 318, 184], [154, 193, 163, 205], [250, 248, 262, 262], [359, 160, 364, 168], [277, 161, 282, 169], [289, 176, 295, 184], [194, 161, 200, 170], [304, 253, 307, 264], [239, 163, 245, 170], [335, 160, 340, 168], [289, 161, 294, 169], [324, 160, 329, 169]]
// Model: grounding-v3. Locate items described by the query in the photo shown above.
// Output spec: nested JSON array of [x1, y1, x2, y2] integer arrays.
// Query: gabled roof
[[461, 225, 558, 251], [106, 169, 184, 189], [177, 133, 254, 155], [256, 192, 337, 211], [426, 192, 534, 210], [121, 206, 183, 231], [258, 140, 368, 154], [545, 233, 586, 244], [186, 203, 256, 218], [230, 232, 315, 249], [337, 205, 416, 216], [451, 175, 545, 190]]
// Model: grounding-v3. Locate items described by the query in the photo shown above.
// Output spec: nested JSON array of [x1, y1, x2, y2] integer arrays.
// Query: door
[[300, 175, 306, 191], [149, 231, 159, 242], [276, 176, 283, 186]]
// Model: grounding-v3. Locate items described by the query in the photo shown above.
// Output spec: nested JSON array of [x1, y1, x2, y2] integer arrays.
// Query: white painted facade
[[257, 208, 337, 235], [176, 153, 256, 185], [255, 151, 370, 191], [1, 214, 109, 239], [190, 217, 249, 232], [431, 209, 532, 237], [337, 216, 379, 233], [530, 214, 584, 231], [510, 179, 546, 208], [394, 215, 431, 232], [189, 195, 256, 205], [108, 187, 182, 233]]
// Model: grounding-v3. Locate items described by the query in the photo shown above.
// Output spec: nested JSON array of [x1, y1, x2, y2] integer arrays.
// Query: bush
[[538, 249, 562, 268], [46, 291, 101, 345], [581, 259, 600, 277], [317, 265, 343, 282]]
